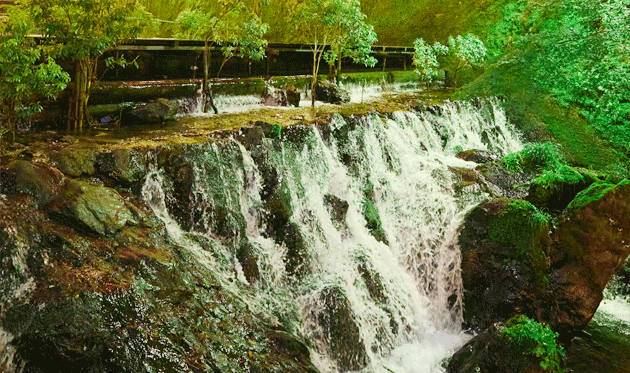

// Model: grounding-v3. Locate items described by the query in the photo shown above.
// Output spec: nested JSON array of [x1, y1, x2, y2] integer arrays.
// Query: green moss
[[502, 142, 565, 174], [362, 198, 387, 244], [489, 200, 548, 255], [270, 124, 282, 139], [566, 181, 617, 211], [339, 71, 420, 85], [502, 315, 564, 373], [488, 199, 549, 276]]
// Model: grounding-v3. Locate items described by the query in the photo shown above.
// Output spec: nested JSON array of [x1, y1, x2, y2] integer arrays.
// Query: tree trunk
[[335, 46, 342, 85], [311, 49, 318, 108], [68, 57, 96, 130], [203, 41, 218, 114]]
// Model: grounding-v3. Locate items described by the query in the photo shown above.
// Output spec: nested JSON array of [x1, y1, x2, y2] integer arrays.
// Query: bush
[[502, 315, 564, 373]]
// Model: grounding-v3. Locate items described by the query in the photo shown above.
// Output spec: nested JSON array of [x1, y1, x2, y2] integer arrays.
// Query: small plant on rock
[[502, 315, 564, 373]]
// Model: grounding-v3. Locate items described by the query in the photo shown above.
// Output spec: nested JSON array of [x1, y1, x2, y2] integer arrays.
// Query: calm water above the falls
[[142, 99, 523, 372]]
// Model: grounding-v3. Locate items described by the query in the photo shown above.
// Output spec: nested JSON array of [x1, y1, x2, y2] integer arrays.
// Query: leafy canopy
[[0, 7, 69, 139], [413, 33, 485, 87], [176, 0, 268, 61], [412, 38, 447, 84], [22, 0, 149, 60], [322, 0, 378, 70]]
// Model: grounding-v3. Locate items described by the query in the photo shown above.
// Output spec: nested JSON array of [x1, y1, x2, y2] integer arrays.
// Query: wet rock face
[[315, 81, 350, 105], [547, 181, 630, 332], [0, 156, 320, 373], [316, 286, 368, 371], [323, 194, 349, 225], [459, 198, 551, 331], [456, 149, 499, 164]]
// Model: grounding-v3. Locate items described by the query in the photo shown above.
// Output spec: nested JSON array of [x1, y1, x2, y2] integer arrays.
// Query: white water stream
[[142, 99, 523, 372], [180, 81, 423, 115]]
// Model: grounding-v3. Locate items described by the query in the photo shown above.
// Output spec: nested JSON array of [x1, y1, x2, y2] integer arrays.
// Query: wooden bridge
[[104, 39, 414, 81]]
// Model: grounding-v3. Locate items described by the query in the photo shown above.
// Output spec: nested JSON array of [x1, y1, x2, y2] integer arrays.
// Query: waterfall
[[141, 99, 523, 372]]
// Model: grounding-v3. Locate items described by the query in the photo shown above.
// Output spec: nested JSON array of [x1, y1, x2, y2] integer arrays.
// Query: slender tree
[[176, 0, 268, 114], [439, 33, 486, 87], [22, 0, 149, 130], [0, 7, 69, 142], [412, 38, 447, 90], [323, 4, 378, 84], [294, 0, 375, 107]]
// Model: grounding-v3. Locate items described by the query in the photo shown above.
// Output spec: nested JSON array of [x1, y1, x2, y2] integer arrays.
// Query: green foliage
[[470, 0, 630, 168], [412, 39, 447, 87], [22, 0, 148, 129], [484, 0, 545, 60], [533, 164, 583, 187], [25, 0, 147, 61], [0, 7, 69, 141], [566, 180, 617, 211], [502, 142, 565, 173], [502, 142, 585, 189], [502, 315, 564, 372], [322, 0, 378, 80], [175, 1, 268, 63], [440, 33, 487, 86], [528, 0, 630, 151], [293, 0, 376, 104]]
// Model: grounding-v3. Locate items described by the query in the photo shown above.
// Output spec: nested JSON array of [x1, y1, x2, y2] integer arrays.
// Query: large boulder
[[126, 98, 179, 124], [2, 160, 67, 206], [47, 180, 135, 236], [459, 180, 630, 333], [459, 198, 551, 331], [51, 147, 97, 177], [315, 81, 350, 105], [97, 148, 147, 188], [262, 85, 300, 107], [546, 181, 630, 331]]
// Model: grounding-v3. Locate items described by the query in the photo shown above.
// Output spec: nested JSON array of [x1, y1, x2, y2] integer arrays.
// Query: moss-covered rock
[[2, 160, 67, 206], [448, 315, 564, 373], [315, 81, 350, 105], [526, 165, 588, 212], [315, 286, 368, 371], [97, 149, 148, 190], [459, 198, 551, 331], [546, 180, 630, 332], [362, 197, 388, 244], [52, 147, 97, 177], [47, 180, 135, 237]]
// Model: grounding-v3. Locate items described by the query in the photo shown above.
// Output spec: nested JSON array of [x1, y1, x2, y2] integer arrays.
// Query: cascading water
[[141, 99, 523, 372]]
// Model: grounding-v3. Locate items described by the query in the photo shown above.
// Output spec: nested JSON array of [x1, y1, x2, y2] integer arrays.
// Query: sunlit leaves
[[0, 9, 70, 139], [175, 1, 268, 62]]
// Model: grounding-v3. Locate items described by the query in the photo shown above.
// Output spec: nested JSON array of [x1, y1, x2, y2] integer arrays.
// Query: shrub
[[502, 315, 564, 373]]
